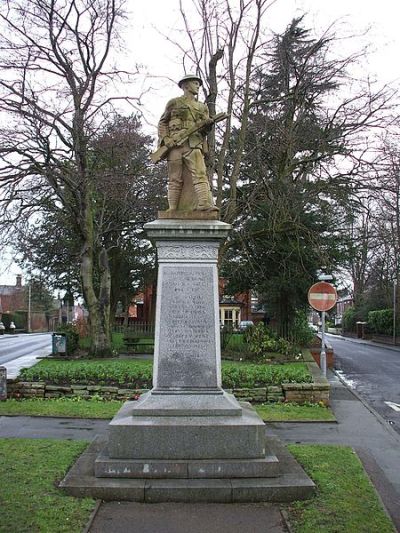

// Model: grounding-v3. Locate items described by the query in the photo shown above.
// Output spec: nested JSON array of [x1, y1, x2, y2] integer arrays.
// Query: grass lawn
[[255, 402, 336, 422], [0, 398, 123, 418], [0, 438, 95, 533], [287, 445, 395, 532], [79, 332, 125, 352], [0, 398, 335, 422]]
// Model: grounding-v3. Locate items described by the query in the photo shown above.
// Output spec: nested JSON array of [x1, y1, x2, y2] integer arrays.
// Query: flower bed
[[17, 359, 312, 388], [7, 355, 329, 404]]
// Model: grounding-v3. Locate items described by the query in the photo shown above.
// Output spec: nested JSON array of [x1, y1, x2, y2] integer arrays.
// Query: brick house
[[0, 275, 53, 332], [0, 275, 26, 323], [115, 280, 262, 329], [218, 279, 264, 329]]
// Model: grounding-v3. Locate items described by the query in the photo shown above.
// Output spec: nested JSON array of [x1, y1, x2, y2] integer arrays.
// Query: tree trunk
[[80, 202, 112, 356]]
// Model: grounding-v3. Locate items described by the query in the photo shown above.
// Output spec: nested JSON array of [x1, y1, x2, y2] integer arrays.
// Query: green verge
[[255, 402, 336, 422], [19, 359, 311, 388], [0, 438, 95, 533], [287, 445, 395, 533], [0, 398, 335, 421], [0, 397, 123, 418]]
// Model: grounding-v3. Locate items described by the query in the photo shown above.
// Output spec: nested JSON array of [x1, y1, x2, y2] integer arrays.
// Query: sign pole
[[320, 310, 326, 377], [308, 280, 337, 376]]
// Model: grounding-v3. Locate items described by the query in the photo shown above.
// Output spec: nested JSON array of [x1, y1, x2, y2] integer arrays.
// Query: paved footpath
[[1, 370, 400, 532]]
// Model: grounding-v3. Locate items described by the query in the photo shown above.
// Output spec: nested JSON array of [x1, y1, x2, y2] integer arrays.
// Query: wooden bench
[[123, 338, 154, 353]]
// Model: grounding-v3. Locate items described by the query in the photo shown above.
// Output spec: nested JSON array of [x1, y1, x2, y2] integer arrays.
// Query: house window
[[224, 309, 233, 327], [220, 307, 241, 329]]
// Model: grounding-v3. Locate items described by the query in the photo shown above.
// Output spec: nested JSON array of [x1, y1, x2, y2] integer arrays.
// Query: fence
[[113, 323, 155, 338]]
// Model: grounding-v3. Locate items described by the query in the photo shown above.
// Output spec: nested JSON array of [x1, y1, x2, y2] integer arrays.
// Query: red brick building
[[0, 275, 25, 322]]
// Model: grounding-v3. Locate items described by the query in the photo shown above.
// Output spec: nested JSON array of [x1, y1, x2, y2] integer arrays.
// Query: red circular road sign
[[308, 281, 337, 312]]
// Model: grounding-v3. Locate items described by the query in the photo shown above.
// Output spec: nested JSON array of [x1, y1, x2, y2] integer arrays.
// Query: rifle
[[150, 112, 228, 164]]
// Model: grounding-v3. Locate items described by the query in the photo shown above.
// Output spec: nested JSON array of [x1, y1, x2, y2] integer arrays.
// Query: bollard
[[0, 366, 6, 400], [0, 322, 5, 335]]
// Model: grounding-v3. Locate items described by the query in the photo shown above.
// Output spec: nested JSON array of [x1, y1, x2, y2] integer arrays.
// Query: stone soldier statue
[[155, 74, 220, 213]]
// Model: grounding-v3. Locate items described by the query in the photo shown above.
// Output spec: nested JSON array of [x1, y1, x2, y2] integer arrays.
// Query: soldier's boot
[[167, 188, 181, 211], [194, 183, 219, 212]]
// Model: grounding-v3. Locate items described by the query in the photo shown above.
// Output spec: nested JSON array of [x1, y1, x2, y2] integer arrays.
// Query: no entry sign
[[308, 281, 337, 312]]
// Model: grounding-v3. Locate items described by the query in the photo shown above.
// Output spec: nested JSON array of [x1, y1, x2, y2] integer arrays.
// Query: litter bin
[[356, 321, 367, 339], [52, 332, 67, 355]]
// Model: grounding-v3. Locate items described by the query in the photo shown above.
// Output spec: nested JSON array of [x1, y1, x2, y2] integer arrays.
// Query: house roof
[[220, 297, 243, 306], [0, 286, 23, 296]]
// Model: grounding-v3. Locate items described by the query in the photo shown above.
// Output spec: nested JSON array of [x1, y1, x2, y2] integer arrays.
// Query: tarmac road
[[0, 333, 52, 378], [328, 333, 400, 436]]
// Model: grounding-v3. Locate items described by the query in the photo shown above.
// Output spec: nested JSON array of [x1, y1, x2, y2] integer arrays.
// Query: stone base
[[95, 451, 280, 479], [130, 390, 243, 416], [60, 435, 315, 503], [158, 210, 219, 220], [106, 402, 266, 460]]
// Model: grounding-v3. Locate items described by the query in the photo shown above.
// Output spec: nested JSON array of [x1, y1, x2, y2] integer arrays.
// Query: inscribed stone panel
[[157, 265, 218, 389]]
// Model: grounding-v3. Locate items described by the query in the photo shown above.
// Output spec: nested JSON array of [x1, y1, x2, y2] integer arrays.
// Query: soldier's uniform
[[158, 78, 217, 211]]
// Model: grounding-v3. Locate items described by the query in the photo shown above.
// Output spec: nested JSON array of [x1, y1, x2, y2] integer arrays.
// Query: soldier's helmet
[[178, 74, 203, 88]]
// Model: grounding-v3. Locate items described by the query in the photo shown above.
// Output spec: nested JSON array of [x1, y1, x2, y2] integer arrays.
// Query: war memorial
[[61, 74, 314, 502]]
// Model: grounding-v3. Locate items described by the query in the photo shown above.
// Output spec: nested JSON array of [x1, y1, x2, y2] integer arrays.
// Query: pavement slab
[[88, 502, 287, 533]]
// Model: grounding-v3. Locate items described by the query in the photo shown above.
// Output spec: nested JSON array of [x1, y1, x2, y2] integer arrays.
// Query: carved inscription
[[157, 266, 218, 388], [157, 243, 218, 261]]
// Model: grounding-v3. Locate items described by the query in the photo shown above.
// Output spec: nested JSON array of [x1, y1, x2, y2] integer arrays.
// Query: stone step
[[60, 436, 315, 503], [95, 451, 280, 479]]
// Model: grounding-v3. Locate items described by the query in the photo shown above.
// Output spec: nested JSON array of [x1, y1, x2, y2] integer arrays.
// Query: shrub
[[244, 323, 276, 356], [244, 323, 299, 360], [342, 307, 358, 332], [288, 310, 314, 347], [368, 309, 395, 336]]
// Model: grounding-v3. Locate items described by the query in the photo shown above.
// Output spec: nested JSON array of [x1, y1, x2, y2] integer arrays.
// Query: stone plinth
[[104, 401, 265, 460], [61, 218, 315, 502], [103, 220, 269, 466], [117, 219, 241, 420]]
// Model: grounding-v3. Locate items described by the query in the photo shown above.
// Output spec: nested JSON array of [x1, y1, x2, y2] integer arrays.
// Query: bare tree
[[0, 0, 140, 355], [177, 0, 276, 223], [373, 138, 400, 304]]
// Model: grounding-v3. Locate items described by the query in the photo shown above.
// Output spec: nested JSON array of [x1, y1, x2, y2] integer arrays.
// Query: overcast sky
[[1, 0, 399, 285], [123, 0, 400, 123]]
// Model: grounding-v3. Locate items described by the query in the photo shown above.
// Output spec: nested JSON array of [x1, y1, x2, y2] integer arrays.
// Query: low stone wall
[[6, 381, 145, 401], [6, 359, 330, 405]]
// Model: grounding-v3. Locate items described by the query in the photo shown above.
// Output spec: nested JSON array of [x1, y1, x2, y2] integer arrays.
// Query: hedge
[[368, 309, 396, 336]]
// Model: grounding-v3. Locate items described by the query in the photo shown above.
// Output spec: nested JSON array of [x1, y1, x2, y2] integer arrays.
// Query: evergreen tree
[[223, 18, 383, 335]]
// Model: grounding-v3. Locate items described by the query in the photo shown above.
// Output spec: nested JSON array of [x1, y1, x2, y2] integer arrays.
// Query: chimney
[[16, 274, 22, 288]]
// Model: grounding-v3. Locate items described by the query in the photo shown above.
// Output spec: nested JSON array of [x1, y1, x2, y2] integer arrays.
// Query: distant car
[[239, 320, 254, 331], [308, 323, 318, 332]]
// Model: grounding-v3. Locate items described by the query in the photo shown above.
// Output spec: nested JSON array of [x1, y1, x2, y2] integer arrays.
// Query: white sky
[[1, 0, 400, 285], [122, 0, 400, 123]]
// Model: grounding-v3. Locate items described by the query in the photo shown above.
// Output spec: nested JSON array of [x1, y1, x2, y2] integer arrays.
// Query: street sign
[[308, 281, 337, 312]]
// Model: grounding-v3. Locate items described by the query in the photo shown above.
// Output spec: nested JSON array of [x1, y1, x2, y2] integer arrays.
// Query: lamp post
[[394, 279, 397, 346], [27, 281, 32, 333], [58, 292, 62, 327]]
